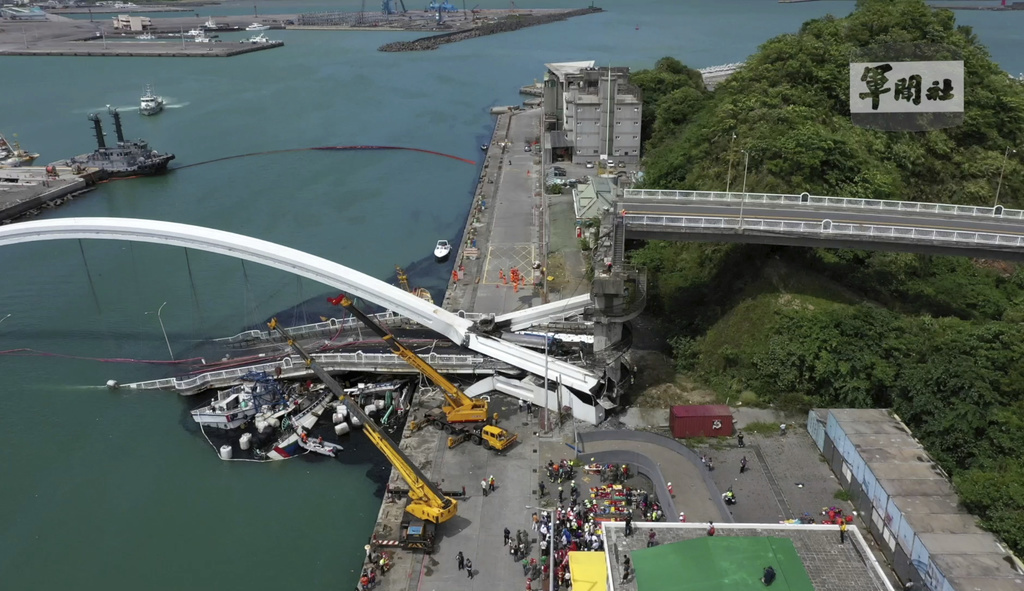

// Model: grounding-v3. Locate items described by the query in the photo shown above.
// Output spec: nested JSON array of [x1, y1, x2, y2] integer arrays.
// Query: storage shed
[[669, 405, 733, 438]]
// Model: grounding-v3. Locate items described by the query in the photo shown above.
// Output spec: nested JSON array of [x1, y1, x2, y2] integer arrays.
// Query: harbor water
[[1, 0, 1021, 588]]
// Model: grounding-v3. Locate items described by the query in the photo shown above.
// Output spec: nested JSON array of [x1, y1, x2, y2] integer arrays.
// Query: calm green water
[[1, 1, 1021, 588]]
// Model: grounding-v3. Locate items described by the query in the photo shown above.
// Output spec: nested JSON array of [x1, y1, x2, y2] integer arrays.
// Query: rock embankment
[[378, 7, 603, 52]]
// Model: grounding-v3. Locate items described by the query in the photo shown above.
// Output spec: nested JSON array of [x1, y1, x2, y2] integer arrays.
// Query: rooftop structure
[[808, 408, 1024, 591], [543, 61, 642, 164], [603, 521, 892, 591], [572, 175, 618, 220], [111, 14, 151, 31]]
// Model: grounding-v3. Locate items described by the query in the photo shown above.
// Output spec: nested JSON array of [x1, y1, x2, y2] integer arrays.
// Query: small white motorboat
[[185, 28, 203, 36], [434, 239, 452, 262], [135, 32, 155, 40], [139, 84, 164, 116], [246, 22, 270, 31]]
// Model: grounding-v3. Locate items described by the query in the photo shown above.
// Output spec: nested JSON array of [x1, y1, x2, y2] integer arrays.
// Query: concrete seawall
[[379, 7, 603, 52]]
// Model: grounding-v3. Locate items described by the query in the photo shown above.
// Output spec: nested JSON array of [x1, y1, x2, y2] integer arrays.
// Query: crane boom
[[333, 295, 487, 424], [268, 318, 457, 524]]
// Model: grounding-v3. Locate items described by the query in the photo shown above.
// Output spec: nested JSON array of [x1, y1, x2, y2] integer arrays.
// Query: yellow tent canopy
[[569, 551, 607, 591]]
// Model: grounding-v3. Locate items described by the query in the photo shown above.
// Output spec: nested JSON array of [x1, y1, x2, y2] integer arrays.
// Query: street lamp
[[145, 302, 174, 361], [526, 504, 556, 591], [739, 149, 750, 230], [995, 147, 1017, 208], [725, 131, 736, 193]]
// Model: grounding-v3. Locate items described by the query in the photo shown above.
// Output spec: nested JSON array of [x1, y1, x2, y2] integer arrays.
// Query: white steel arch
[[0, 218, 601, 392]]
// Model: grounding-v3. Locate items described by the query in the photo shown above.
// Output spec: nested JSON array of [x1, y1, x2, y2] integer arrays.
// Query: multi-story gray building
[[542, 61, 643, 164]]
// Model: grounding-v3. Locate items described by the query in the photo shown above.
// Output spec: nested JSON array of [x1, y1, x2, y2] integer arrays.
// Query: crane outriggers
[[267, 318, 458, 547]]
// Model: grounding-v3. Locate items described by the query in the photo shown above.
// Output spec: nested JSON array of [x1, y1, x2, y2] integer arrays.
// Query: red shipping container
[[670, 405, 734, 438]]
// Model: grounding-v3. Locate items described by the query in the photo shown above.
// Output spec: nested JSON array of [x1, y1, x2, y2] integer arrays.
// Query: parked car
[[585, 161, 595, 168], [551, 169, 566, 177], [618, 161, 626, 168], [524, 145, 532, 152], [553, 166, 566, 173]]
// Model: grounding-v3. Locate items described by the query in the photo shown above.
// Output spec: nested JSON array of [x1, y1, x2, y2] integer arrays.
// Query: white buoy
[[336, 405, 349, 420], [218, 445, 233, 460], [105, 379, 119, 389], [333, 412, 345, 424], [350, 414, 363, 428], [334, 422, 351, 436], [375, 400, 387, 411], [256, 420, 267, 434], [239, 433, 252, 451], [364, 404, 378, 416], [269, 417, 280, 428]]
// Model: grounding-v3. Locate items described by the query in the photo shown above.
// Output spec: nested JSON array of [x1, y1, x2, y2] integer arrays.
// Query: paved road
[[620, 200, 1024, 236]]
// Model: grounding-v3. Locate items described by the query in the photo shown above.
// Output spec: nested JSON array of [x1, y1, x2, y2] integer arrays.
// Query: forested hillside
[[629, 0, 1024, 554]]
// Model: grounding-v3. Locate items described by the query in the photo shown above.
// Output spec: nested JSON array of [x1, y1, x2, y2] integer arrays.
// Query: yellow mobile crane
[[331, 294, 517, 452], [267, 318, 457, 550]]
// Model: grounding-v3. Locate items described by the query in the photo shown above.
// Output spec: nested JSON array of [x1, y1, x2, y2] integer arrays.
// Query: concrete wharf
[[0, 166, 98, 223]]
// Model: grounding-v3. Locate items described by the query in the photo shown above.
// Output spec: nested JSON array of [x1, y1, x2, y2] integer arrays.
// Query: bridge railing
[[124, 352, 496, 393], [622, 189, 1024, 220], [213, 311, 407, 344], [623, 214, 1024, 249]]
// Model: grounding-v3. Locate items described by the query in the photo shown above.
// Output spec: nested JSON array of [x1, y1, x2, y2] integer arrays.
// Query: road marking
[[622, 209, 1024, 237]]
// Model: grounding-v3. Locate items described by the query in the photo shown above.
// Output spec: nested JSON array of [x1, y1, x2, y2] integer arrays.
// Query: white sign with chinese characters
[[850, 61, 964, 114]]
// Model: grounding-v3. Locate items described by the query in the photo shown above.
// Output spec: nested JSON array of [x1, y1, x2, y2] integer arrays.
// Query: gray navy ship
[[53, 107, 174, 177]]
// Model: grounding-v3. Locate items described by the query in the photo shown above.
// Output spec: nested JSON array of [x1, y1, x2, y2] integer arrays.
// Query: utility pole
[[994, 146, 1016, 208], [725, 131, 736, 193], [740, 149, 750, 230], [146, 301, 174, 361]]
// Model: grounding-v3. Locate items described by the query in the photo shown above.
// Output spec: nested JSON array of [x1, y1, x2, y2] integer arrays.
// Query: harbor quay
[[0, 166, 99, 224]]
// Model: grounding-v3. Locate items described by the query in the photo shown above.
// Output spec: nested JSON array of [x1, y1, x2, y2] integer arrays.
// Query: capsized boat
[[267, 387, 333, 460], [139, 84, 164, 116], [434, 239, 451, 262], [0, 133, 39, 167]]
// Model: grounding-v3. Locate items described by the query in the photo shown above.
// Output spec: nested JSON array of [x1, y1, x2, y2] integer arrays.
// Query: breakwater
[[378, 6, 603, 52]]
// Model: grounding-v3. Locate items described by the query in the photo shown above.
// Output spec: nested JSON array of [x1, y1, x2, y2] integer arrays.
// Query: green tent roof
[[630, 536, 814, 591]]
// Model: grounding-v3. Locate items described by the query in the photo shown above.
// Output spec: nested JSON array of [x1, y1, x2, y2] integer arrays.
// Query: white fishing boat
[[241, 32, 270, 44], [434, 239, 451, 262], [193, 30, 213, 42], [139, 84, 164, 116], [185, 28, 203, 36], [135, 32, 155, 40], [0, 133, 39, 167], [191, 384, 259, 430], [245, 22, 270, 31]]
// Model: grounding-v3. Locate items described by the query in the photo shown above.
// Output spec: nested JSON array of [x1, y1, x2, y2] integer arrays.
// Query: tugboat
[[139, 84, 164, 116], [51, 107, 174, 177]]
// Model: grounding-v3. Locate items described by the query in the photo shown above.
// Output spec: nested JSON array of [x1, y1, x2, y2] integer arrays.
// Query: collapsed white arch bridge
[[0, 218, 606, 423]]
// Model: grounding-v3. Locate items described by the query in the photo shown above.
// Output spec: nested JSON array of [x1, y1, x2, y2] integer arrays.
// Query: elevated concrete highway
[[620, 190, 1024, 262], [0, 218, 604, 415]]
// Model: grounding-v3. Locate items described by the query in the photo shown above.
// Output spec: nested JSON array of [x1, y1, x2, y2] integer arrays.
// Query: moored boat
[[190, 384, 258, 430], [245, 22, 270, 31], [0, 133, 39, 167], [434, 239, 451, 262]]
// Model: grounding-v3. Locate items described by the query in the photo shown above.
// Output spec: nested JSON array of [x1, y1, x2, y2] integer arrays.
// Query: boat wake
[[75, 104, 138, 114], [164, 101, 190, 109]]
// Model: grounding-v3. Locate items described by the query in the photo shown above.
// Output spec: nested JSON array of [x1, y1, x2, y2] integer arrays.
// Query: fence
[[623, 189, 1024, 220]]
